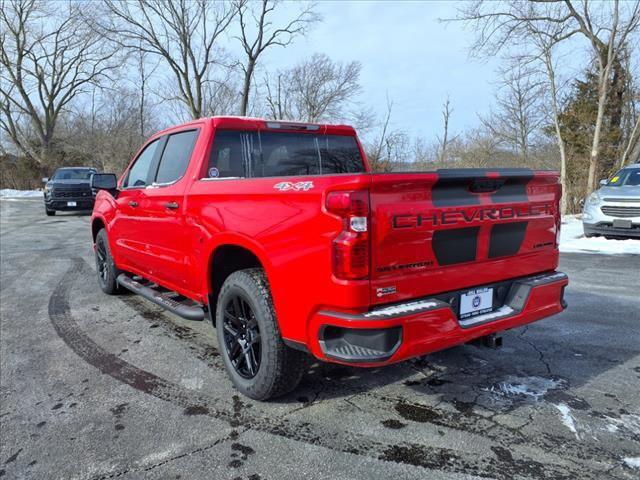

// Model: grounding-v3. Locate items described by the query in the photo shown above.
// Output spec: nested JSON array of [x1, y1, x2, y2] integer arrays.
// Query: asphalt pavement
[[1, 198, 639, 480]]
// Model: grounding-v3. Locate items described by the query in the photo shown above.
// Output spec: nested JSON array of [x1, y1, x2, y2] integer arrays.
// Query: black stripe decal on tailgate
[[488, 221, 528, 258], [432, 227, 480, 265], [489, 171, 534, 204], [432, 169, 534, 207]]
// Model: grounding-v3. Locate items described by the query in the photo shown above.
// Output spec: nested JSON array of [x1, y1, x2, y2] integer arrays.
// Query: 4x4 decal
[[273, 181, 314, 191]]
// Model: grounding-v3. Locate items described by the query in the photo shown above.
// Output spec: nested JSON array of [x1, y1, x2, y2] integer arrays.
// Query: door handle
[[165, 201, 179, 210], [128, 201, 138, 207]]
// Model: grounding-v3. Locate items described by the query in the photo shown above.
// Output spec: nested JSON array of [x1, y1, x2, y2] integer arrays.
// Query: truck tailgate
[[369, 169, 561, 305]]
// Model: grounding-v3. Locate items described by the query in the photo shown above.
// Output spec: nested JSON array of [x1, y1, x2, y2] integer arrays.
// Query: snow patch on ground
[[486, 375, 565, 401], [604, 413, 640, 436], [560, 215, 640, 255], [555, 403, 581, 440], [624, 457, 640, 469], [0, 189, 42, 198]]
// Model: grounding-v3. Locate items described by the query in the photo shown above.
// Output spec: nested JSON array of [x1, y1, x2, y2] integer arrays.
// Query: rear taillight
[[326, 190, 370, 280]]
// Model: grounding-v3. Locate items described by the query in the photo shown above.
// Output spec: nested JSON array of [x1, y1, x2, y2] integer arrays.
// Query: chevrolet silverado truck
[[43, 167, 97, 215], [90, 116, 568, 400]]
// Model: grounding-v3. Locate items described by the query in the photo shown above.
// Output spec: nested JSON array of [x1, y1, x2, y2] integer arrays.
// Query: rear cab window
[[207, 129, 365, 179]]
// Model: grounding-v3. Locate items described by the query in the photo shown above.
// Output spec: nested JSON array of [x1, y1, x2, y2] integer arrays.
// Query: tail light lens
[[326, 190, 370, 280]]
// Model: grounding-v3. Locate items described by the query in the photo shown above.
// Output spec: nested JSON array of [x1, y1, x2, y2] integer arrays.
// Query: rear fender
[[202, 233, 276, 301]]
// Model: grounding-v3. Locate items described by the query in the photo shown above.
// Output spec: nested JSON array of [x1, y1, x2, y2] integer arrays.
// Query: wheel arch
[[91, 217, 106, 242], [206, 241, 273, 318]]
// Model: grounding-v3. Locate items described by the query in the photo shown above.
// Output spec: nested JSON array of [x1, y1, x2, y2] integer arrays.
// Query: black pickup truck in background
[[43, 167, 97, 216]]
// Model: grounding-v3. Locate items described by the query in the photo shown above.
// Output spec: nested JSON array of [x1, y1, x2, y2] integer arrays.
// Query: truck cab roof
[[154, 116, 357, 138]]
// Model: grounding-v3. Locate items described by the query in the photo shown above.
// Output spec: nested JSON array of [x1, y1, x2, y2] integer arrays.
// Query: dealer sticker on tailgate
[[459, 287, 493, 319]]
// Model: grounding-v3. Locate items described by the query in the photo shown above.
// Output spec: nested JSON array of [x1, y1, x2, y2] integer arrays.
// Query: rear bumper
[[307, 271, 568, 366]]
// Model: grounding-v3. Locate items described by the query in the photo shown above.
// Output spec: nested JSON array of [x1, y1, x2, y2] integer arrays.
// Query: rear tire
[[45, 208, 55, 216], [95, 229, 122, 295], [216, 268, 306, 400]]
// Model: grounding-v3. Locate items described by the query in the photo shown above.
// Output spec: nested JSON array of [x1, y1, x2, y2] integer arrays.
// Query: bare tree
[[371, 97, 394, 169], [481, 63, 545, 162], [621, 115, 640, 165], [620, 54, 640, 166], [202, 71, 241, 117], [437, 95, 454, 163], [564, 1, 640, 190], [0, 0, 118, 165], [454, 0, 640, 194], [264, 71, 293, 120], [101, 0, 235, 119], [65, 86, 160, 173], [235, 0, 318, 116], [542, 47, 570, 213], [365, 96, 409, 172], [264, 54, 362, 123]]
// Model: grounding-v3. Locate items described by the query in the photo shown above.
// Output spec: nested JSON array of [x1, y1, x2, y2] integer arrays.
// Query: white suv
[[583, 164, 640, 238]]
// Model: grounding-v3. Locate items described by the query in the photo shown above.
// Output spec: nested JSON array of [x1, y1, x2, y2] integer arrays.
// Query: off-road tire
[[45, 208, 55, 216], [95, 229, 122, 295], [216, 268, 306, 400]]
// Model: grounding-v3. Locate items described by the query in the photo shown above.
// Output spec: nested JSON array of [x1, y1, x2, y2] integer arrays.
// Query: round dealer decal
[[208, 167, 219, 178]]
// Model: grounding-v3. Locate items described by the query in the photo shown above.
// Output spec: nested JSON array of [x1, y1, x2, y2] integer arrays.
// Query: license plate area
[[67, 201, 77, 207], [613, 219, 632, 229], [459, 287, 494, 319]]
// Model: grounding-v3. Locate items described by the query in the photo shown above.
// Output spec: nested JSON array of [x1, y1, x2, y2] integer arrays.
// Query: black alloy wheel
[[222, 294, 261, 379], [96, 237, 109, 285], [94, 228, 121, 295], [215, 268, 306, 400]]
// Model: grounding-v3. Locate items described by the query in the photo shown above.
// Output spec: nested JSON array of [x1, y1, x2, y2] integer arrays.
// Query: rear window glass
[[260, 132, 321, 177], [155, 130, 198, 184], [207, 130, 364, 178]]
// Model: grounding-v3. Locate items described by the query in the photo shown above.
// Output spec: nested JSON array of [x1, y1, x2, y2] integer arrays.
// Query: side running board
[[116, 274, 205, 321]]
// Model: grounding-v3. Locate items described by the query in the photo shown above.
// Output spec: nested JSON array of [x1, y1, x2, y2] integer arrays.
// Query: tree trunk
[[240, 59, 256, 117], [139, 52, 146, 137], [587, 71, 610, 193], [545, 50, 569, 215], [620, 116, 640, 167]]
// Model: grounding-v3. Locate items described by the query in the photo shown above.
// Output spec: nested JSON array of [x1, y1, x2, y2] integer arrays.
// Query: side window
[[208, 130, 256, 178], [155, 130, 199, 184], [124, 139, 160, 188]]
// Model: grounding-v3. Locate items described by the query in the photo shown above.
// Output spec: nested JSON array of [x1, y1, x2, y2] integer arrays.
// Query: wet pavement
[[1, 198, 639, 479]]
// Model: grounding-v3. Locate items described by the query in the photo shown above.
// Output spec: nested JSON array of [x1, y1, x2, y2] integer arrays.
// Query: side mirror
[[91, 173, 118, 191], [42, 177, 49, 183], [599, 179, 608, 187]]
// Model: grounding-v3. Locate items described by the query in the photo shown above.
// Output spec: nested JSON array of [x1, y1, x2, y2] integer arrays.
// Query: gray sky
[[253, 1, 502, 140]]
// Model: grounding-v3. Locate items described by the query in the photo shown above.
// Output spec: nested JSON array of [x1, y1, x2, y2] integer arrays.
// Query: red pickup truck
[[90, 116, 568, 400]]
